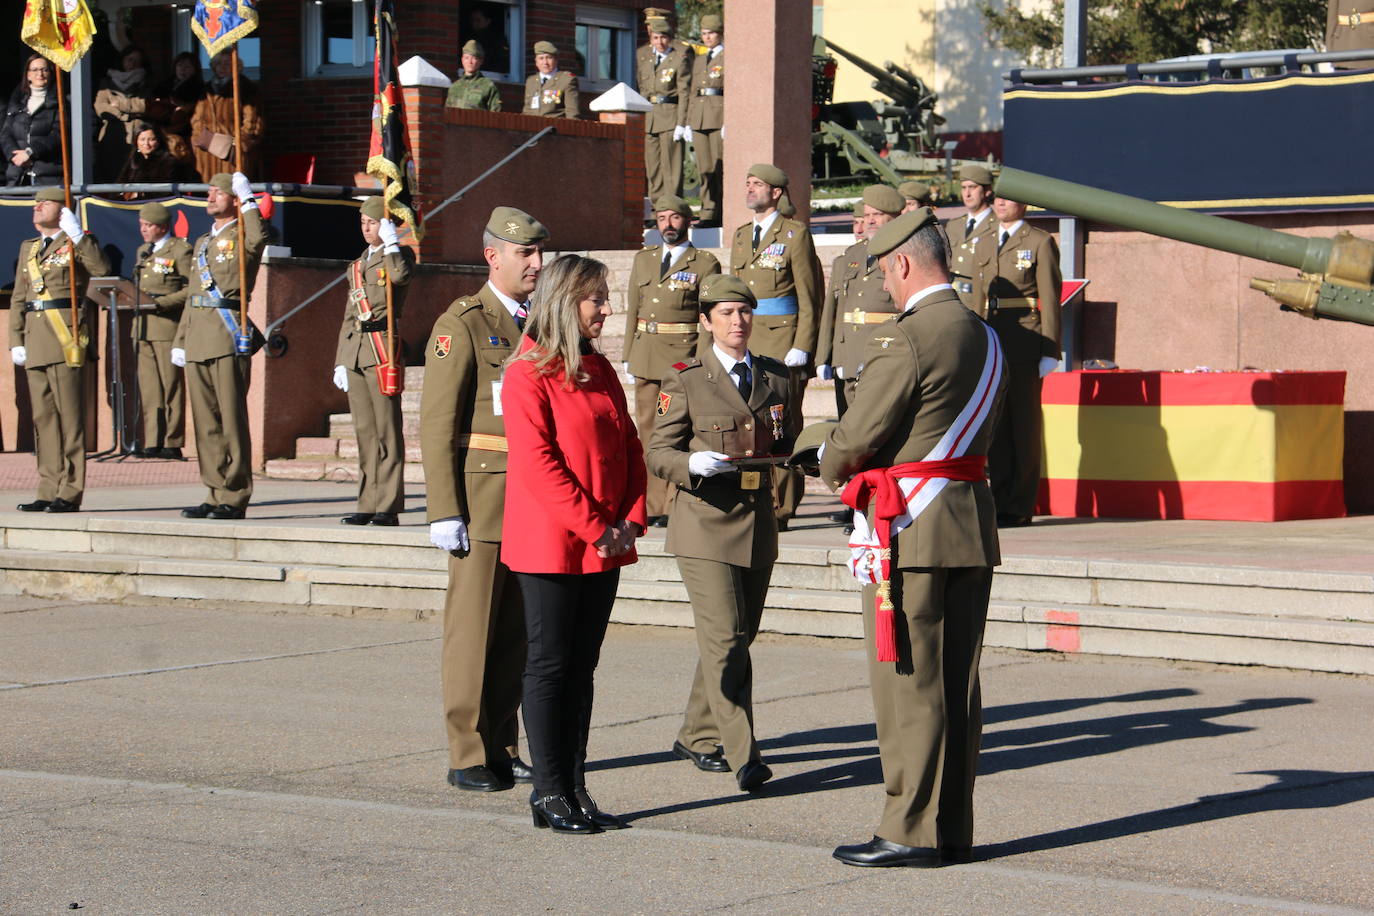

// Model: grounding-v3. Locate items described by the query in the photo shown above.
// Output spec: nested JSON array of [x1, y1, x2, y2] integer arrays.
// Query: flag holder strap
[[261, 125, 554, 354]]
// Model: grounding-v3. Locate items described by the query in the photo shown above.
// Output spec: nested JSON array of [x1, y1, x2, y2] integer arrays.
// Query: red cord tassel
[[874, 582, 898, 663]]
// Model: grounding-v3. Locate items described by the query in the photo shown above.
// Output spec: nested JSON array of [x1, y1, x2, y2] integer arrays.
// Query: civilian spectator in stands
[[501, 254, 647, 834], [3, 55, 62, 187], [152, 52, 204, 146], [117, 122, 196, 199], [94, 45, 154, 181], [190, 51, 262, 182]]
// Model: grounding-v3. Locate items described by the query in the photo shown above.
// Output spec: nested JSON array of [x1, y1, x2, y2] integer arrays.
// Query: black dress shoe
[[181, 503, 216, 519], [210, 505, 246, 520], [133, 447, 160, 458], [530, 793, 600, 834], [156, 447, 184, 460], [447, 765, 512, 792], [672, 740, 730, 773], [508, 757, 534, 783], [996, 514, 1032, 528], [776, 519, 790, 532], [17, 500, 51, 512], [941, 845, 974, 865], [46, 497, 80, 513], [833, 836, 942, 868], [574, 788, 628, 830], [369, 512, 399, 526], [828, 508, 854, 524], [648, 515, 668, 528], [735, 760, 773, 792], [340, 513, 372, 525]]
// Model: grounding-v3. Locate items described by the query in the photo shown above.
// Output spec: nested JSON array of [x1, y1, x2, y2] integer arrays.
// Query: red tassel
[[874, 584, 898, 663]]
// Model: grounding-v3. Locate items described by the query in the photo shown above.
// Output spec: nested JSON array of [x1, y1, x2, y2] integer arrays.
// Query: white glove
[[672, 125, 686, 142], [720, 125, 725, 141], [816, 363, 833, 381], [622, 362, 635, 385], [10, 346, 26, 366], [231, 171, 254, 202], [333, 365, 349, 392], [170, 347, 186, 367], [1038, 356, 1059, 378], [688, 450, 732, 478], [58, 207, 83, 244], [682, 126, 694, 143], [430, 518, 469, 552], [784, 348, 809, 368], [377, 217, 399, 251]]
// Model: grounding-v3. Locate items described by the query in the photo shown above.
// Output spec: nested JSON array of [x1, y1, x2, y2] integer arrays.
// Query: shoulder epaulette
[[672, 359, 701, 372]]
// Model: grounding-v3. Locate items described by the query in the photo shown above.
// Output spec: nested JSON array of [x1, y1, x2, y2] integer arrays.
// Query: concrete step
[[3, 512, 1374, 674], [260, 457, 427, 484]]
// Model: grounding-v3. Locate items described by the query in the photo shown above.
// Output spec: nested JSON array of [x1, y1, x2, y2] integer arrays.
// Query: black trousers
[[515, 568, 620, 798]]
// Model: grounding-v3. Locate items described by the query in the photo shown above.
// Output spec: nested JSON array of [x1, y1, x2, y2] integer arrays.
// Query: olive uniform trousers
[[344, 364, 405, 515], [185, 354, 253, 510], [137, 338, 185, 449], [26, 362, 86, 503], [692, 128, 723, 222]]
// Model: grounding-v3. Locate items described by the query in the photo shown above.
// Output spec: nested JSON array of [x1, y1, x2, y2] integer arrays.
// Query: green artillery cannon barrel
[[995, 167, 1332, 275]]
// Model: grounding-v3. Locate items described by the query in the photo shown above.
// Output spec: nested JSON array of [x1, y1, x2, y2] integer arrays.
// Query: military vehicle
[[996, 167, 1374, 326], [811, 36, 985, 194]]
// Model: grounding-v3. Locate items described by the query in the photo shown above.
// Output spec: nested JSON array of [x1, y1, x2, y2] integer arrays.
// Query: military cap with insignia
[[360, 196, 387, 219], [34, 187, 66, 203], [862, 184, 905, 215], [486, 206, 549, 245], [208, 172, 235, 194], [852, 200, 866, 218], [867, 206, 940, 258], [699, 273, 757, 311], [462, 39, 485, 57], [643, 6, 671, 20], [653, 194, 694, 219], [647, 16, 671, 33], [532, 40, 557, 55], [139, 201, 172, 225], [898, 180, 929, 202], [700, 13, 723, 31], [958, 163, 994, 187]]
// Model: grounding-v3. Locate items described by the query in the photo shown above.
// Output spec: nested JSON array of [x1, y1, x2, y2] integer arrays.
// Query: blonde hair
[[512, 254, 609, 389]]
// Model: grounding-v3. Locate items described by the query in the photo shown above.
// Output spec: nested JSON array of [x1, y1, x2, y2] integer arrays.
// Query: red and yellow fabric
[[22, 0, 96, 71], [1037, 370, 1345, 521]]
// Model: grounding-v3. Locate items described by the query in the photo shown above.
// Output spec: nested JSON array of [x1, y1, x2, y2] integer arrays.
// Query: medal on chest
[[215, 237, 235, 263], [665, 270, 698, 291], [1015, 249, 1033, 271], [756, 242, 787, 271], [769, 404, 785, 439]]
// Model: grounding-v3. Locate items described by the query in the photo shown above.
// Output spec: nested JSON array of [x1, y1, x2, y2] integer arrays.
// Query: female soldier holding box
[[647, 273, 791, 793]]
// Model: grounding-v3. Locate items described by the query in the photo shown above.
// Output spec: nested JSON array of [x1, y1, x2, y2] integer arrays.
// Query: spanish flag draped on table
[[1037, 370, 1346, 521]]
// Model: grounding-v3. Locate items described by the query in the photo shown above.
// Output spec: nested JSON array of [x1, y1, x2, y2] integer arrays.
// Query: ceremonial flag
[[21, 0, 95, 72], [366, 0, 424, 241], [191, 0, 259, 59]]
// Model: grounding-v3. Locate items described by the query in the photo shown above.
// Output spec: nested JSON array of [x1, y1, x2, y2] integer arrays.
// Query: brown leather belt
[[637, 318, 697, 334], [461, 433, 508, 452], [842, 309, 896, 325]]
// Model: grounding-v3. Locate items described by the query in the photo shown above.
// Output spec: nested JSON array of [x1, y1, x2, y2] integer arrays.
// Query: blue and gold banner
[[1003, 70, 1374, 213], [191, 0, 258, 59]]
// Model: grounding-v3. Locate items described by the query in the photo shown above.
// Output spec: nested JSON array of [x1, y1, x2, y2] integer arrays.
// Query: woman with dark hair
[[117, 122, 195, 199], [501, 254, 647, 834], [151, 51, 204, 143], [2, 54, 62, 187]]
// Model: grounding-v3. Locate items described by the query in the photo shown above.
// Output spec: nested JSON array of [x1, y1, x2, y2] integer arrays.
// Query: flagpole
[[231, 45, 248, 348], [54, 65, 79, 344], [382, 180, 396, 385]]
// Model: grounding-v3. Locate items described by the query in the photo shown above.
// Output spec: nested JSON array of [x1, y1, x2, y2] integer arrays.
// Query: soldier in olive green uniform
[[898, 180, 929, 213], [820, 209, 1006, 868], [623, 195, 721, 525], [944, 164, 997, 311], [816, 185, 903, 416], [685, 14, 724, 226], [729, 163, 821, 527], [420, 207, 546, 793], [524, 41, 579, 118], [171, 171, 265, 520], [132, 201, 191, 459], [333, 195, 415, 526], [976, 195, 1062, 527], [637, 17, 693, 202], [9, 188, 110, 512], [647, 274, 789, 793], [447, 40, 502, 112]]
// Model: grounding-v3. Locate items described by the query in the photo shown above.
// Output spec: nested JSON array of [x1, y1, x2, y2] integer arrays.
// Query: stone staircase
[[3, 511, 1372, 675]]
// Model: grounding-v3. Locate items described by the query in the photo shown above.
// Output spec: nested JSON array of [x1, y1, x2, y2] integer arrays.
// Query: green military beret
[[777, 195, 796, 218], [862, 184, 905, 215], [208, 172, 234, 194], [852, 201, 866, 217], [647, 17, 671, 34], [958, 164, 993, 186], [532, 40, 557, 55], [747, 162, 788, 188], [360, 196, 387, 220], [785, 421, 837, 469], [699, 273, 757, 309], [486, 206, 549, 245], [653, 195, 693, 219], [34, 187, 66, 203], [462, 39, 485, 57], [138, 202, 171, 225], [898, 180, 929, 201], [700, 14, 723, 31], [867, 207, 939, 258]]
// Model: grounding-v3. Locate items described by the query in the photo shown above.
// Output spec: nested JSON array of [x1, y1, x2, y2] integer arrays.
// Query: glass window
[[461, 0, 522, 82], [575, 5, 633, 91], [302, 0, 375, 77]]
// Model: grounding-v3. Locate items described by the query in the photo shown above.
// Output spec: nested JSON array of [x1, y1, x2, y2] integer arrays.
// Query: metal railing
[[0, 182, 375, 199], [1007, 48, 1374, 85]]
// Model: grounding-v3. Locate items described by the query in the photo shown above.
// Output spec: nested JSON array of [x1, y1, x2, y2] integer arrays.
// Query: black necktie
[[965, 218, 975, 237], [999, 231, 1009, 251], [732, 361, 752, 401], [661, 249, 673, 277], [752, 224, 761, 252]]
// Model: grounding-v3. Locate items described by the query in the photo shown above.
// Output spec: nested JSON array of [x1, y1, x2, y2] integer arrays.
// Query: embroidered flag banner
[[366, 0, 424, 241], [191, 0, 259, 58], [21, 0, 96, 71]]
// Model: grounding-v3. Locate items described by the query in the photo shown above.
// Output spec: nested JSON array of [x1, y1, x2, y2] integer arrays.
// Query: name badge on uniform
[[1016, 249, 1033, 271], [491, 379, 503, 416]]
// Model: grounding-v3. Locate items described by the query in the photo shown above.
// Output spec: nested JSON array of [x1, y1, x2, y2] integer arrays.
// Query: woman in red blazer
[[502, 254, 647, 834]]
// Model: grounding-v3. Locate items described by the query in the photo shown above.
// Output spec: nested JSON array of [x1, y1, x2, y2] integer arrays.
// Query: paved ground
[[2, 595, 1371, 914]]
